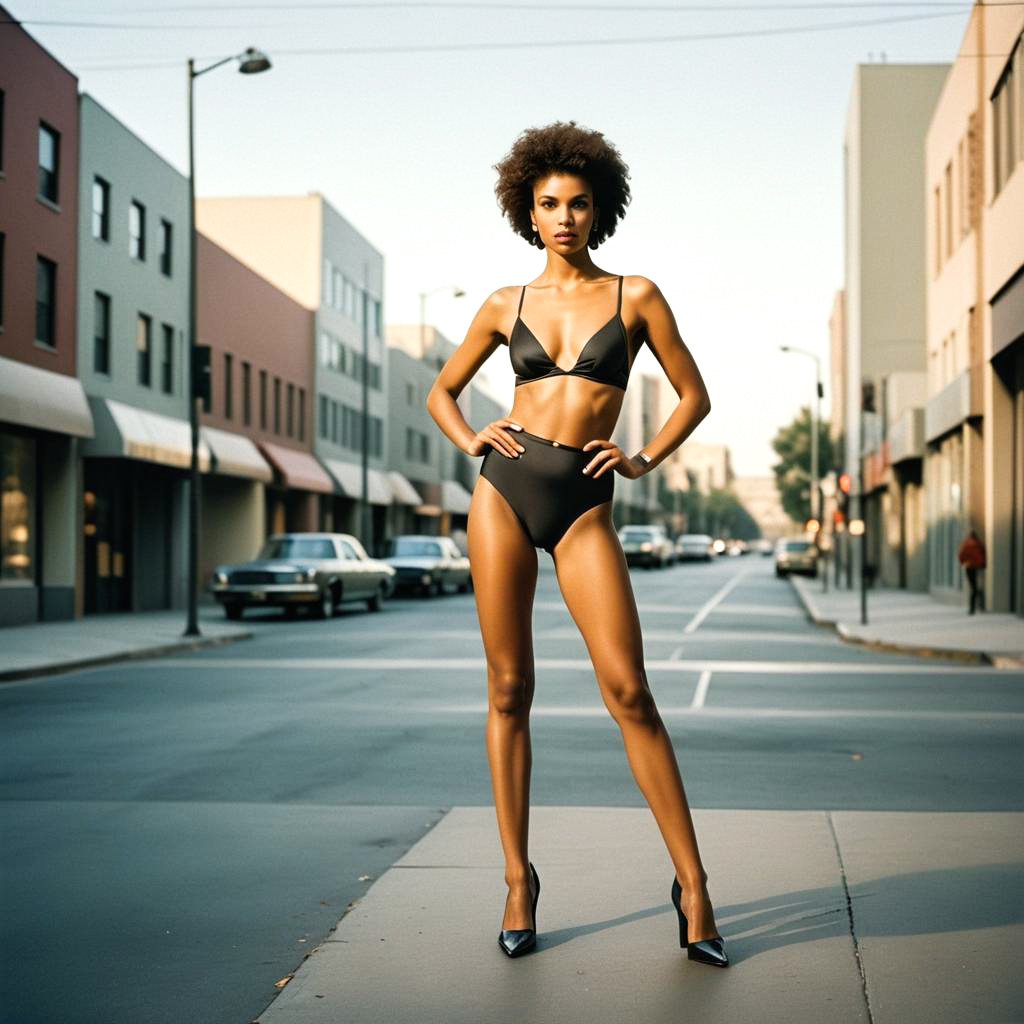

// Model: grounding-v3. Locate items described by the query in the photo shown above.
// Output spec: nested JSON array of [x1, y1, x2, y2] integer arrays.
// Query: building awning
[[0, 355, 94, 438], [387, 471, 423, 507], [441, 479, 473, 515], [322, 458, 393, 505], [257, 440, 334, 494], [201, 425, 273, 481], [81, 396, 210, 470]]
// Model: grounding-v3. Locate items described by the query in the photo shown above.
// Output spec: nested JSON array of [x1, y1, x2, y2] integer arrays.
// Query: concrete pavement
[[790, 575, 1024, 668], [253, 804, 1024, 1024], [0, 607, 252, 682]]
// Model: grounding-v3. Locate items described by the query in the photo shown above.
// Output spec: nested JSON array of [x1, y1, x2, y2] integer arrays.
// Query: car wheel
[[367, 581, 387, 612], [224, 603, 244, 621], [283, 606, 299, 620], [427, 577, 441, 598], [458, 579, 470, 593], [314, 585, 334, 619]]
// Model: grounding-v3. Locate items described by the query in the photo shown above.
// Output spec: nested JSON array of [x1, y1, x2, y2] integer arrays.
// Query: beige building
[[840, 63, 950, 592], [925, 6, 1024, 614], [731, 476, 799, 540]]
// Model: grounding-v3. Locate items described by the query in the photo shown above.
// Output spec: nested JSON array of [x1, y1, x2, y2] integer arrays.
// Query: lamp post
[[779, 345, 823, 528], [419, 284, 466, 353], [184, 47, 271, 638]]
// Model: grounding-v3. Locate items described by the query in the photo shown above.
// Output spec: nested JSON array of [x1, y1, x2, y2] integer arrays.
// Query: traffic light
[[837, 473, 851, 518]]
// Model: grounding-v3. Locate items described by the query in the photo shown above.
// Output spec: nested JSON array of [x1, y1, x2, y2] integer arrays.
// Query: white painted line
[[140, 657, 1017, 676], [683, 570, 750, 634], [691, 669, 712, 709]]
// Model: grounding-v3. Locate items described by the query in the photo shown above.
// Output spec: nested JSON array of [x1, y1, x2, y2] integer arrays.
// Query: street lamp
[[184, 47, 271, 638], [779, 345, 823, 529], [419, 284, 466, 352]]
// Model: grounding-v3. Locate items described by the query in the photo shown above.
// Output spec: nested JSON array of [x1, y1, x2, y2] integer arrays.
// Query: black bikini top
[[510, 276, 631, 392]]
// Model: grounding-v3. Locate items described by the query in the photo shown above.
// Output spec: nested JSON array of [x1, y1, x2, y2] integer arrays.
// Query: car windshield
[[258, 537, 336, 560], [390, 539, 443, 557], [682, 535, 711, 543], [784, 540, 814, 552], [621, 528, 655, 538]]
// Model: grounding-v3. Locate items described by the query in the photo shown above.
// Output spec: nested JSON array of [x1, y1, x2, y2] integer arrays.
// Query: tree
[[771, 405, 835, 524]]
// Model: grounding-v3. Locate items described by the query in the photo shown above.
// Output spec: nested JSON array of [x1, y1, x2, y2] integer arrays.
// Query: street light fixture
[[419, 284, 466, 352], [184, 47, 271, 639]]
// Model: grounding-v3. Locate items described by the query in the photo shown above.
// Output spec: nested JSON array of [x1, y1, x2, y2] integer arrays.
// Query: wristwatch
[[636, 452, 652, 467]]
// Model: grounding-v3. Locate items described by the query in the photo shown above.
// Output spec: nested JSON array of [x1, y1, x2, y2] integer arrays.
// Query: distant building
[[731, 477, 800, 540], [925, 6, 1024, 614], [0, 9, 93, 625]]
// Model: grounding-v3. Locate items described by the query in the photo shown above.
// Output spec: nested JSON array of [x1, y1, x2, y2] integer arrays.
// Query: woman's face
[[529, 173, 597, 253]]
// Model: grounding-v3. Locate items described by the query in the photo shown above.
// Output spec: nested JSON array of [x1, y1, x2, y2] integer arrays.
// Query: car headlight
[[214, 571, 228, 585], [303, 567, 317, 582], [640, 542, 653, 551]]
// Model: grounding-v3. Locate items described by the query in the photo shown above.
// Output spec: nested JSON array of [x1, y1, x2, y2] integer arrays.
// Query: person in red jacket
[[958, 528, 987, 614]]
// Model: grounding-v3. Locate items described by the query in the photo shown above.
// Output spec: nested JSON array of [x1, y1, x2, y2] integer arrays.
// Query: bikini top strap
[[616, 275, 624, 316], [517, 285, 527, 318]]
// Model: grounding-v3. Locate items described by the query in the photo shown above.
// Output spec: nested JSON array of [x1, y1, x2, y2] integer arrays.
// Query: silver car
[[774, 537, 818, 578], [383, 535, 473, 597], [618, 524, 675, 568], [210, 532, 396, 619], [674, 533, 714, 562]]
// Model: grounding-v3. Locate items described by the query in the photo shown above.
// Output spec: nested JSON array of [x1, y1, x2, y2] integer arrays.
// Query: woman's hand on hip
[[467, 419, 526, 459], [582, 439, 646, 479]]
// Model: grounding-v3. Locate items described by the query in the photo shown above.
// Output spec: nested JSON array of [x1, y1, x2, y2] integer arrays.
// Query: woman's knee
[[602, 671, 659, 726], [488, 666, 533, 716]]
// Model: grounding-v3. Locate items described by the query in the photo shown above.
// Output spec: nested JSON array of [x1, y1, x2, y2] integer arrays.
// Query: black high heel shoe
[[498, 862, 540, 958], [670, 876, 729, 968]]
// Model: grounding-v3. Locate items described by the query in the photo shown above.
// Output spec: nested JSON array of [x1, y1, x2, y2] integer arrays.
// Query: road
[[2, 554, 1021, 1023]]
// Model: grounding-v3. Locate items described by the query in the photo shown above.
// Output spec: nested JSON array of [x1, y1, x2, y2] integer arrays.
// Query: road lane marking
[[691, 670, 712, 708], [683, 570, 750, 633], [140, 657, 1018, 676]]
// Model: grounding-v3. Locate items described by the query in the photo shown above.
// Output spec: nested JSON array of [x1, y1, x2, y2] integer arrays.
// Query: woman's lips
[[554, 232, 576, 241]]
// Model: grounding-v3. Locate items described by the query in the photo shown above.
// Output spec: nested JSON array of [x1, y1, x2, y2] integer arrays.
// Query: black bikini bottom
[[478, 428, 614, 554]]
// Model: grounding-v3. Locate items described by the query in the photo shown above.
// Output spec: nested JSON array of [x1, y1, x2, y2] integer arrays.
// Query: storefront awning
[[81, 396, 210, 470], [200, 425, 273, 481], [0, 355, 94, 438], [322, 458, 393, 505], [441, 479, 473, 515], [257, 440, 334, 494], [387, 471, 423, 507]]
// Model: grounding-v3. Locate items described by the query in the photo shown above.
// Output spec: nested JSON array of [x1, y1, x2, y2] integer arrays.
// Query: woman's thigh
[[551, 501, 654, 720], [468, 473, 539, 710]]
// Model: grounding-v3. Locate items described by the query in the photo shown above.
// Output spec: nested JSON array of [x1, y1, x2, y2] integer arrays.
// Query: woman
[[426, 121, 728, 968]]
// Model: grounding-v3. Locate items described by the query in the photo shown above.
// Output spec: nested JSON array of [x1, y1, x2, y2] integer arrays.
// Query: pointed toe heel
[[670, 876, 729, 967], [498, 861, 540, 959]]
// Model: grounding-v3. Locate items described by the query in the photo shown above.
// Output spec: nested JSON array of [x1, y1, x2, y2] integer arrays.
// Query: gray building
[[75, 93, 201, 613]]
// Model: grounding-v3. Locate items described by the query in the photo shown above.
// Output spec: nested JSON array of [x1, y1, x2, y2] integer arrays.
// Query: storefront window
[[0, 433, 36, 582]]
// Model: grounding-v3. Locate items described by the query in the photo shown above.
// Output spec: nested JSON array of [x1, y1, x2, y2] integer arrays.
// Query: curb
[[0, 629, 254, 684]]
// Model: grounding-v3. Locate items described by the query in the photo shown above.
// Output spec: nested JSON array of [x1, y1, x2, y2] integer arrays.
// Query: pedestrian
[[426, 122, 727, 968], [958, 528, 987, 614]]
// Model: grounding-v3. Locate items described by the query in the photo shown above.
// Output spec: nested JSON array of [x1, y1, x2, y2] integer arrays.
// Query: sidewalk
[[252, 804, 1024, 1024], [0, 608, 252, 683], [790, 575, 1024, 668]]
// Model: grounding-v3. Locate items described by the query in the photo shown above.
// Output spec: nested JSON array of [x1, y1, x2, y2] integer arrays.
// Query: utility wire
[[61, 8, 968, 70]]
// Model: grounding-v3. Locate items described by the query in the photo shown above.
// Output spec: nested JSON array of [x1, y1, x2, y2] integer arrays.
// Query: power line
[[63, 8, 968, 70]]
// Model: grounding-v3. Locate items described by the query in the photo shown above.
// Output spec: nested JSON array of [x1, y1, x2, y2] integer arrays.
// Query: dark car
[[210, 532, 396, 619], [618, 524, 675, 568], [383, 535, 473, 597]]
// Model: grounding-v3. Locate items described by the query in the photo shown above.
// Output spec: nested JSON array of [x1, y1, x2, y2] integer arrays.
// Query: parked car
[[618, 524, 675, 568], [383, 535, 472, 597], [210, 532, 396, 619], [754, 538, 775, 556], [675, 533, 714, 561], [774, 537, 818, 578]]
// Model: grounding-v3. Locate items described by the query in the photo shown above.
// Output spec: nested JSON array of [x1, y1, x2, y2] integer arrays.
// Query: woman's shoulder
[[620, 274, 663, 303]]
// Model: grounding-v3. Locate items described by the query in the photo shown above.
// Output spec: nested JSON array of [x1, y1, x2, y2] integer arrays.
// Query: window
[[94, 292, 111, 374], [957, 137, 967, 240], [161, 324, 174, 393], [0, 233, 5, 330], [129, 200, 146, 260], [259, 370, 268, 429], [38, 122, 59, 203], [92, 177, 110, 241], [137, 313, 152, 386], [242, 361, 252, 426], [944, 161, 953, 258], [933, 185, 941, 275], [992, 33, 1023, 197], [298, 388, 305, 442], [286, 381, 294, 437], [0, 434, 36, 582], [35, 256, 56, 346], [0, 90, 5, 172], [159, 219, 172, 276], [273, 376, 281, 434], [332, 400, 339, 444], [333, 269, 343, 311], [373, 298, 382, 338], [319, 394, 328, 438], [223, 352, 233, 419]]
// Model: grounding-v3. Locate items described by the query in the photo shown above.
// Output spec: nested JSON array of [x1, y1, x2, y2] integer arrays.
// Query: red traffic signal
[[838, 473, 852, 494]]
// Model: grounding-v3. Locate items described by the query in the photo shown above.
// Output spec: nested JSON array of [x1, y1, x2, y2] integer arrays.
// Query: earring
[[588, 222, 600, 250], [532, 226, 544, 249]]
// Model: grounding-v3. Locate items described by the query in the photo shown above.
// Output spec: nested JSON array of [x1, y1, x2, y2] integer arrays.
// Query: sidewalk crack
[[826, 811, 875, 1024]]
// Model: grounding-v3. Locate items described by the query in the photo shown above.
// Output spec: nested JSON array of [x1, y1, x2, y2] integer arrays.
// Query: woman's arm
[[426, 286, 524, 460], [626, 275, 711, 474]]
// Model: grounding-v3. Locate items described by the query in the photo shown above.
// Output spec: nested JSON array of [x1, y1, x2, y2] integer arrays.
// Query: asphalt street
[[1, 554, 1022, 1024]]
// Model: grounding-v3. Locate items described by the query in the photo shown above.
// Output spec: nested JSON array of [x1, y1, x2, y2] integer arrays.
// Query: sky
[[12, 1, 971, 476]]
